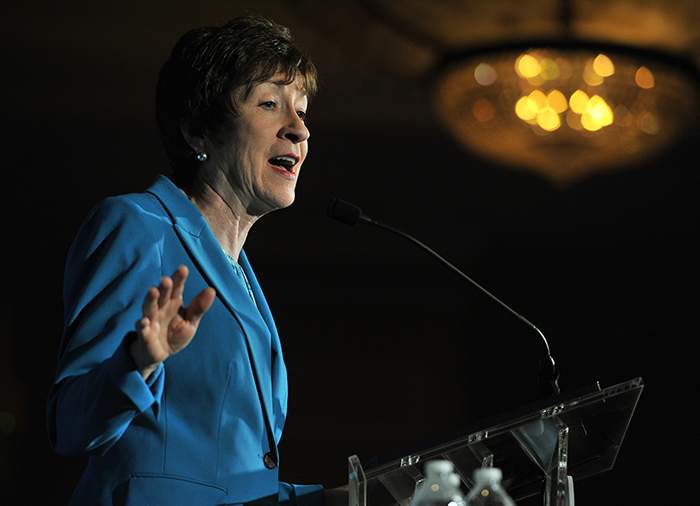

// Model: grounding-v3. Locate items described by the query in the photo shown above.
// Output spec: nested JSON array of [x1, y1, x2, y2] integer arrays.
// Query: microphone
[[327, 197, 561, 398]]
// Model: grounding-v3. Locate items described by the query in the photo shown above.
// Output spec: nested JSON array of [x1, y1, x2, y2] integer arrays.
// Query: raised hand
[[130, 265, 216, 380]]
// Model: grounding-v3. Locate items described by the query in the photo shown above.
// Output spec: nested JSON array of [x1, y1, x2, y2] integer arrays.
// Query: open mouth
[[268, 155, 299, 172]]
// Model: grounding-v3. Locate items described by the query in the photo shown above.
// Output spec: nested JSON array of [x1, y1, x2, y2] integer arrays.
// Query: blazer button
[[263, 452, 277, 469]]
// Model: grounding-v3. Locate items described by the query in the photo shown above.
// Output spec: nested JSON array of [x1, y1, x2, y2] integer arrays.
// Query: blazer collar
[[145, 175, 278, 439], [145, 176, 266, 329]]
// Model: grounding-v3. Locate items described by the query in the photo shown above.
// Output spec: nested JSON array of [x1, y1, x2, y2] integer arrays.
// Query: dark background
[[2, 1, 698, 504]]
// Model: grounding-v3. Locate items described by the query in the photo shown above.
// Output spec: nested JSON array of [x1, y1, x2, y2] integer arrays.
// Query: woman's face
[[207, 73, 310, 217]]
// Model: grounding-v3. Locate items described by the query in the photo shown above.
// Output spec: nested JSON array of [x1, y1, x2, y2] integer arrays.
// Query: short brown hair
[[155, 15, 318, 187]]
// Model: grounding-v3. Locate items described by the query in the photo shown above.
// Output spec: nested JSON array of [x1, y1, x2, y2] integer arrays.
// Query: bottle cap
[[473, 467, 502, 482], [425, 460, 454, 475]]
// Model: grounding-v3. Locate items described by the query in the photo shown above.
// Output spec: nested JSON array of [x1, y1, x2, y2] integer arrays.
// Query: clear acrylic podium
[[348, 377, 643, 506]]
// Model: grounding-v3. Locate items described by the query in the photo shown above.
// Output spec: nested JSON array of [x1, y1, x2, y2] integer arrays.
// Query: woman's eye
[[297, 110, 307, 122], [260, 100, 276, 109]]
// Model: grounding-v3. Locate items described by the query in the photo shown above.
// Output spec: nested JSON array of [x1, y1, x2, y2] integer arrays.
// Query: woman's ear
[[180, 119, 206, 154]]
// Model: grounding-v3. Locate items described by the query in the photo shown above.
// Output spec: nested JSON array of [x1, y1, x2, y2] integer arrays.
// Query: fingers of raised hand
[[186, 287, 217, 323], [134, 267, 211, 367], [156, 275, 174, 307], [142, 285, 161, 319], [142, 266, 190, 320], [170, 265, 189, 301]]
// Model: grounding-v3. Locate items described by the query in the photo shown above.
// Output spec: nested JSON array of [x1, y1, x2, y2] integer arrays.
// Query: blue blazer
[[47, 176, 323, 506]]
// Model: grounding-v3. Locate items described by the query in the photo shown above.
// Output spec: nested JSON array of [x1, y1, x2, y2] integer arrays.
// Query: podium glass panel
[[348, 377, 643, 506]]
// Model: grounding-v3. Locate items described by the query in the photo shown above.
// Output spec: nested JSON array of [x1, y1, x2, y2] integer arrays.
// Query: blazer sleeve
[[47, 195, 167, 456]]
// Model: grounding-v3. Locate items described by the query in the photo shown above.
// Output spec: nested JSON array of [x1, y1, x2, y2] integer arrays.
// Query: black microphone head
[[327, 198, 363, 225], [537, 355, 561, 397]]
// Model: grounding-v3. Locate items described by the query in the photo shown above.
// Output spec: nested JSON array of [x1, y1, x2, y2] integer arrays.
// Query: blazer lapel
[[146, 176, 276, 443]]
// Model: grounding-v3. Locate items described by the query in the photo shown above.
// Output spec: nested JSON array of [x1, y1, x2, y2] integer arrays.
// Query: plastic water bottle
[[410, 460, 464, 506], [464, 468, 515, 506]]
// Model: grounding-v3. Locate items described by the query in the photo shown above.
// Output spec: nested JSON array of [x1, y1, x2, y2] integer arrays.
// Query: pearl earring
[[196, 152, 208, 162]]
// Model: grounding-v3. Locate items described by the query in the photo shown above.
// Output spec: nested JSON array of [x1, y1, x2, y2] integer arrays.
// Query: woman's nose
[[280, 112, 310, 144]]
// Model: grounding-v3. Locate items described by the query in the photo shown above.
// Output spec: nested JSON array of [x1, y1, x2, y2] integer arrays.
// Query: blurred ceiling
[[5, 0, 700, 132]]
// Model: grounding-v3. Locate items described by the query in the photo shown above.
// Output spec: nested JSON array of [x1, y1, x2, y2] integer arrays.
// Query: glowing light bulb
[[527, 90, 547, 113], [581, 111, 603, 131], [593, 54, 615, 77], [475, 63, 498, 86], [516, 96, 537, 121], [589, 95, 613, 126], [538, 108, 561, 131], [569, 90, 590, 114], [636, 67, 655, 89], [516, 54, 541, 78], [546, 90, 568, 113], [583, 59, 604, 86], [539, 58, 560, 80]]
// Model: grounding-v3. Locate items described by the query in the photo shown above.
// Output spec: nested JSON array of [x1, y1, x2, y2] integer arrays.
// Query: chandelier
[[433, 43, 700, 184], [289, 0, 700, 185]]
